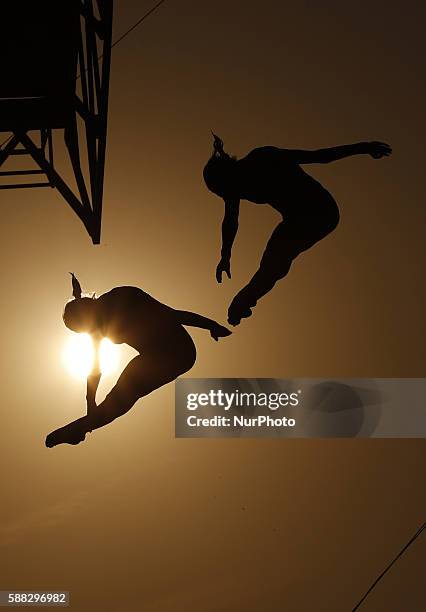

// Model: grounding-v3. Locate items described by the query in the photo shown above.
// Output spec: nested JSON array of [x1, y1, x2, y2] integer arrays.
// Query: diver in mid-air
[[203, 134, 392, 325], [46, 274, 231, 447]]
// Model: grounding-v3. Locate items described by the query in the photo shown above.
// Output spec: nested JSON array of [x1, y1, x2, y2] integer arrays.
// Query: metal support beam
[[0, 0, 113, 244]]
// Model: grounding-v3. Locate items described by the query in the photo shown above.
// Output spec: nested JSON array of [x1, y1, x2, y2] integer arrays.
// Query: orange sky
[[0, 1, 425, 610]]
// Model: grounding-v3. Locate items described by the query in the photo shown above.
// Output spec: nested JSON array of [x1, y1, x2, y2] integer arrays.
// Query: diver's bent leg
[[228, 263, 292, 326], [88, 352, 193, 431], [228, 222, 296, 325], [228, 204, 340, 324], [46, 352, 195, 447], [228, 214, 338, 324]]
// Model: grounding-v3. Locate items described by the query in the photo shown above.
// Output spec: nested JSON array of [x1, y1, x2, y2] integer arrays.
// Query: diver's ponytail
[[204, 133, 236, 195], [70, 272, 82, 299], [212, 132, 226, 158]]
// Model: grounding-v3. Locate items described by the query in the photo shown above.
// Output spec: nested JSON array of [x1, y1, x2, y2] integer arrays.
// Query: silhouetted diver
[[45, 274, 231, 447], [203, 134, 392, 325]]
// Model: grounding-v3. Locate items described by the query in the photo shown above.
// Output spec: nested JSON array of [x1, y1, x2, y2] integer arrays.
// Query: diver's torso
[[237, 147, 338, 219], [97, 287, 196, 356]]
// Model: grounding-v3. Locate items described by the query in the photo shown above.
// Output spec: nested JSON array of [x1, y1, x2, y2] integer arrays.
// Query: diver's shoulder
[[243, 146, 283, 160], [99, 286, 153, 301]]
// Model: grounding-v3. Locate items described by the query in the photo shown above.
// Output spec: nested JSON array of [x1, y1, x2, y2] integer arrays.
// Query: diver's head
[[203, 133, 237, 198], [63, 297, 98, 333], [63, 273, 99, 333]]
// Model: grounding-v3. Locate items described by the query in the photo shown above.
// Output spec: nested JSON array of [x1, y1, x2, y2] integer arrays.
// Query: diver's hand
[[210, 322, 232, 341], [366, 141, 392, 159], [216, 257, 231, 283]]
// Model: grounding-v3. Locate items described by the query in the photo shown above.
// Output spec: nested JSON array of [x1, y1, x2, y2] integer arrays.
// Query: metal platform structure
[[0, 0, 113, 244]]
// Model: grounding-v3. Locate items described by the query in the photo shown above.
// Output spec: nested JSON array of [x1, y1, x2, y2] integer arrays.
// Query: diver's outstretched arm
[[175, 311, 231, 340], [216, 198, 240, 283], [86, 335, 102, 415], [289, 141, 392, 164]]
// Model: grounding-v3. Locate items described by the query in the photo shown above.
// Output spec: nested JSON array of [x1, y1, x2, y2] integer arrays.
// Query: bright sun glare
[[62, 334, 120, 379]]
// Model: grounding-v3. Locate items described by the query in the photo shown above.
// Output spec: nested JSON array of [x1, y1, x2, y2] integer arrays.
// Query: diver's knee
[[259, 260, 292, 282], [325, 209, 340, 234], [176, 354, 196, 377], [161, 351, 196, 383]]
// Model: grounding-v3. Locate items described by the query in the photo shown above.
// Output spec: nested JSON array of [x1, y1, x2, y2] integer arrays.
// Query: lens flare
[[62, 334, 120, 379], [99, 337, 120, 375], [62, 333, 94, 379]]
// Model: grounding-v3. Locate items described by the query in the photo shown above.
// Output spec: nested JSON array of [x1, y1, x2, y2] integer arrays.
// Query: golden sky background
[[0, 1, 425, 610]]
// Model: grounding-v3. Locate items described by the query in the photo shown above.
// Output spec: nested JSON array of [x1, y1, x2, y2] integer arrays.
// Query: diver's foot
[[227, 294, 255, 326], [45, 417, 89, 448]]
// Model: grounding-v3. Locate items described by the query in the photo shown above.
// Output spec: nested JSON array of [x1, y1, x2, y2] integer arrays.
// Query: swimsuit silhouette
[[203, 135, 392, 325], [45, 274, 231, 447]]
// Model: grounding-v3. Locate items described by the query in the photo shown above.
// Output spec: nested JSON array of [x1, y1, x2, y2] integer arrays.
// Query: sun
[[62, 334, 120, 379], [99, 338, 120, 375]]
